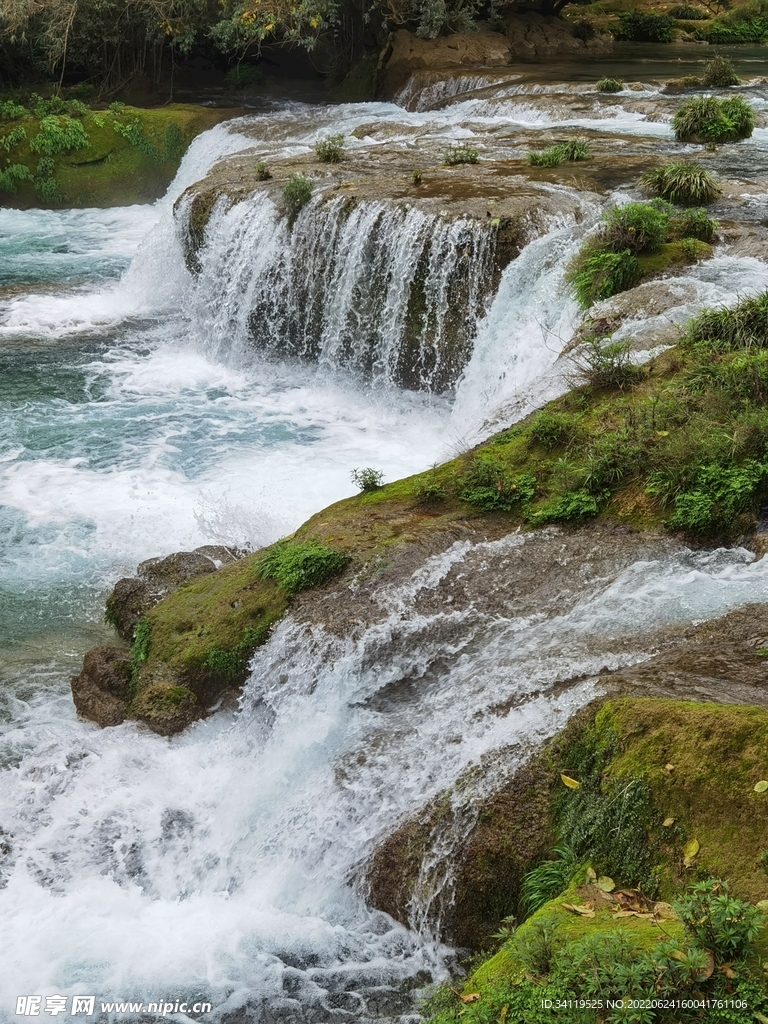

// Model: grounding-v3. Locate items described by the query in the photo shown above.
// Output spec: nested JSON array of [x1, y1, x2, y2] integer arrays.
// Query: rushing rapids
[[2, 47, 768, 1022]]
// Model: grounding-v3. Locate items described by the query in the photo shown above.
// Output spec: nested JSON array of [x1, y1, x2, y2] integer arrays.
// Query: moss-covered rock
[[131, 683, 201, 736]]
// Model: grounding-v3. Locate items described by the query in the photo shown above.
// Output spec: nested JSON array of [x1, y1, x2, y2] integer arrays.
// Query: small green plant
[[35, 175, 61, 203], [573, 338, 646, 391], [527, 139, 590, 167], [112, 119, 162, 161], [443, 145, 479, 165], [255, 161, 271, 180], [670, 3, 707, 17], [282, 174, 313, 227], [225, 64, 263, 90], [679, 236, 709, 262], [0, 100, 27, 121], [617, 11, 673, 41], [568, 248, 642, 308], [31, 93, 67, 118], [30, 115, 89, 156], [602, 201, 670, 255], [35, 157, 55, 178], [685, 292, 768, 352], [490, 914, 516, 943], [412, 475, 446, 504], [68, 99, 89, 117], [673, 94, 754, 144], [675, 878, 765, 959], [315, 133, 345, 163], [528, 411, 579, 449], [527, 488, 603, 525], [351, 467, 384, 492], [640, 161, 721, 206], [257, 540, 349, 594], [520, 847, 580, 916], [597, 77, 623, 93], [164, 123, 185, 161], [703, 54, 740, 87], [108, 101, 126, 113], [131, 618, 151, 663], [460, 458, 536, 512], [0, 161, 32, 194], [411, 168, 422, 184], [0, 125, 26, 152], [671, 206, 718, 242]]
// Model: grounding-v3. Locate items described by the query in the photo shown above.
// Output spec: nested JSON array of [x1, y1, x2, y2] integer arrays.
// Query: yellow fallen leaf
[[613, 910, 638, 918], [683, 838, 700, 867], [754, 780, 768, 793], [562, 903, 595, 917], [652, 902, 678, 919], [664, 763, 675, 773], [459, 993, 481, 1004], [655, 430, 669, 436], [662, 817, 675, 827], [597, 875, 616, 893], [560, 773, 580, 789]]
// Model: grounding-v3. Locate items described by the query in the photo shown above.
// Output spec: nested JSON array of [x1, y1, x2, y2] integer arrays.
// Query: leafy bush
[[254, 161, 271, 180], [528, 411, 580, 449], [315, 133, 345, 163], [0, 126, 26, 152], [108, 101, 125, 113], [700, 0, 768, 43], [602, 201, 670, 255], [225, 64, 263, 90], [663, 460, 767, 533], [31, 93, 67, 118], [351, 467, 384, 492], [68, 99, 89, 117], [568, 248, 642, 308], [0, 161, 32, 194], [673, 94, 754, 143], [703, 54, 740, 87], [282, 174, 313, 227], [36, 176, 61, 203], [640, 161, 720, 206], [675, 878, 765, 958], [527, 139, 589, 167], [411, 168, 422, 184], [573, 338, 647, 391], [597, 77, 623, 92], [616, 11, 673, 41], [460, 457, 536, 512], [443, 145, 479, 165], [0, 100, 27, 121], [257, 540, 349, 594], [412, 475, 446, 504], [112, 118, 162, 161], [30, 115, 89, 156], [526, 488, 602, 525], [671, 206, 718, 242], [669, 3, 707, 17]]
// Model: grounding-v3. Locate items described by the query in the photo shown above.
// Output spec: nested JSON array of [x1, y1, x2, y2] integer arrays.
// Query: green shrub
[[0, 100, 27, 121], [411, 168, 422, 184], [443, 144, 479, 165], [0, 161, 32, 194], [68, 99, 89, 117], [112, 118, 162, 161], [202, 625, 269, 681], [460, 458, 536, 512], [568, 248, 642, 308], [671, 206, 718, 242], [640, 161, 720, 206], [412, 475, 446, 504], [703, 54, 740, 87], [30, 115, 89, 156], [282, 174, 313, 227], [678, 236, 709, 262], [526, 488, 602, 525], [673, 94, 754, 143], [0, 126, 26, 152], [31, 93, 67, 118], [351, 467, 383, 492], [574, 338, 647, 391], [699, 0, 768, 43], [257, 540, 349, 594], [616, 11, 673, 41], [225, 64, 263, 90], [675, 878, 765, 958], [685, 291, 768, 351], [596, 77, 623, 93], [664, 460, 767, 533], [520, 847, 580, 916], [669, 3, 707, 18], [512, 921, 560, 977], [528, 411, 580, 449], [315, 133, 345, 163], [254, 161, 271, 180], [602, 201, 670, 255], [36, 176, 61, 203], [527, 139, 589, 166], [108, 101, 125, 112]]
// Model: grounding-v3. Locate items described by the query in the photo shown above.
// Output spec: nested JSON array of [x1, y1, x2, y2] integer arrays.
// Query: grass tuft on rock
[[702, 55, 740, 88], [256, 539, 349, 594], [673, 94, 754, 144], [282, 174, 313, 227], [527, 139, 589, 167], [640, 161, 721, 206], [314, 133, 345, 163], [443, 145, 479, 165], [596, 77, 623, 93]]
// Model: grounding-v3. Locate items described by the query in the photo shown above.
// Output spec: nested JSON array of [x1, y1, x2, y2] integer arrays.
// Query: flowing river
[[2, 46, 768, 1022]]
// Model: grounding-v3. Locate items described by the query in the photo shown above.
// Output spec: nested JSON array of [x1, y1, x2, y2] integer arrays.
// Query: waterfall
[[188, 191, 497, 392]]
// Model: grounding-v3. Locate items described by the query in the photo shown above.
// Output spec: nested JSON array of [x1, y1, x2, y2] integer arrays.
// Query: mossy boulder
[[131, 683, 201, 736]]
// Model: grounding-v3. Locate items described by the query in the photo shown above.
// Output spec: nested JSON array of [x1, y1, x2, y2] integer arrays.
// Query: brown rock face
[[70, 647, 132, 728], [105, 545, 243, 642]]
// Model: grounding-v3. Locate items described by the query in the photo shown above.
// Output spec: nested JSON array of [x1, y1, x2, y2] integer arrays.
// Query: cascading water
[[3, 50, 768, 1021], [191, 192, 495, 391]]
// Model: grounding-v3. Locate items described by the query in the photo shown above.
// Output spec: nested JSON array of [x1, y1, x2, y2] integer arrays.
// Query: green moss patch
[[0, 102, 237, 208]]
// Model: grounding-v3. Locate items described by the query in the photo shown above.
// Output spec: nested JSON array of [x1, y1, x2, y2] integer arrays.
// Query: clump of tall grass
[[527, 139, 590, 167], [640, 161, 721, 206]]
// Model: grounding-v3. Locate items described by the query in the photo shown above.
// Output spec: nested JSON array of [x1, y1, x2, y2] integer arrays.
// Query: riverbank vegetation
[[0, 97, 232, 205], [424, 698, 768, 1024]]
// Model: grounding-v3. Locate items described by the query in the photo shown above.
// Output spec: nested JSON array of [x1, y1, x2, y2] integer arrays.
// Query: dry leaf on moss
[[560, 773, 580, 789]]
